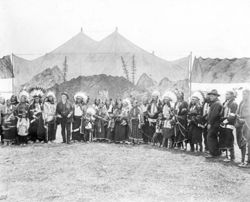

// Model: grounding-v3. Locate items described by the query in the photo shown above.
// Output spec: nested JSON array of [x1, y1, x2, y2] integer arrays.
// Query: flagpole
[[11, 53, 15, 95], [189, 52, 193, 98]]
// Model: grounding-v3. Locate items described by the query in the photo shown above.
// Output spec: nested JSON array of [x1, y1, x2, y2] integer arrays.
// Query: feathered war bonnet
[[74, 92, 88, 103], [29, 87, 46, 99]]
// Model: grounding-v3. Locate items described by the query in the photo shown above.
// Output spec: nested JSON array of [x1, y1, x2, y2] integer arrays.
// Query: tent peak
[[115, 26, 118, 32], [80, 27, 83, 32]]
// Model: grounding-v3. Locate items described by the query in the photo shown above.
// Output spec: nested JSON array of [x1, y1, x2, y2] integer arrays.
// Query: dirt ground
[[0, 140, 250, 202]]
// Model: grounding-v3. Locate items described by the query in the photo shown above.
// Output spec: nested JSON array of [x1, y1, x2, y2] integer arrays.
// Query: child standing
[[152, 113, 164, 146], [17, 112, 30, 145]]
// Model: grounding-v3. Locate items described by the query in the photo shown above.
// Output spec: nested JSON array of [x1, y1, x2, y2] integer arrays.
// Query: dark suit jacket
[[207, 99, 223, 126], [56, 101, 73, 123]]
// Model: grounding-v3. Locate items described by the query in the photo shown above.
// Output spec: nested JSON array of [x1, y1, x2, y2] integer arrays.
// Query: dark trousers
[[152, 132, 163, 145], [61, 121, 71, 144], [17, 135, 28, 144], [236, 124, 250, 163], [219, 127, 235, 159], [207, 125, 221, 156], [141, 122, 150, 143], [48, 122, 56, 141], [0, 125, 3, 144], [29, 122, 38, 142], [148, 123, 156, 143]]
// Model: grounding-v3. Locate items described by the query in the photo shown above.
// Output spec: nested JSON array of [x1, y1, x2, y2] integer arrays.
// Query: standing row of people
[[0, 88, 250, 167]]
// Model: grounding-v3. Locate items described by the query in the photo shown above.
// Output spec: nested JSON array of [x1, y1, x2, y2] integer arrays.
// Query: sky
[[1, 0, 250, 60]]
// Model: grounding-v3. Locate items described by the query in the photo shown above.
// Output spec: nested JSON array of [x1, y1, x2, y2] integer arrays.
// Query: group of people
[[0, 87, 250, 167]]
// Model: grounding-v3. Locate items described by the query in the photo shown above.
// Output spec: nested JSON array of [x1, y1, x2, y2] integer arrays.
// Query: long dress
[[107, 116, 115, 141], [114, 108, 128, 142], [129, 106, 143, 143], [106, 104, 115, 141], [94, 105, 108, 140], [174, 100, 188, 145], [140, 104, 150, 143], [187, 104, 203, 150], [2, 105, 17, 144], [29, 102, 45, 142]]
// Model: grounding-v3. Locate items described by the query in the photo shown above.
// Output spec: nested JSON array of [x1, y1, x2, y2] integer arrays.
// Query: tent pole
[[11, 53, 15, 95], [189, 52, 192, 98]]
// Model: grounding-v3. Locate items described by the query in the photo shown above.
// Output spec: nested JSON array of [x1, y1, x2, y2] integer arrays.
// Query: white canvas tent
[[12, 29, 190, 88]]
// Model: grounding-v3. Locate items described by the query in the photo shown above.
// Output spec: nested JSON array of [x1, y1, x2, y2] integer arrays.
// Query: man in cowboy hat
[[56, 92, 73, 144], [206, 89, 223, 158]]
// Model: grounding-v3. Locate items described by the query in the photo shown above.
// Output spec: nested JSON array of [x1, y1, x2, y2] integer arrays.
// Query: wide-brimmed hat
[[207, 89, 220, 96], [61, 92, 69, 99]]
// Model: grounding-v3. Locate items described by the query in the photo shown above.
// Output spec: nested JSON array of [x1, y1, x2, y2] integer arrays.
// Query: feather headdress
[[152, 90, 161, 97], [19, 90, 30, 101], [74, 92, 88, 103], [46, 91, 56, 99], [29, 87, 46, 98], [162, 91, 177, 103], [191, 91, 205, 103]]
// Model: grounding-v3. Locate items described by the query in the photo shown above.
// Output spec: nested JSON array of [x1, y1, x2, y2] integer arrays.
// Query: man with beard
[[56, 92, 73, 144], [206, 89, 223, 158], [236, 89, 250, 167]]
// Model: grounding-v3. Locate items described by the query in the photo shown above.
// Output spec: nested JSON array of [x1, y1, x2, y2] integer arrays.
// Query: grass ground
[[0, 141, 250, 202]]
